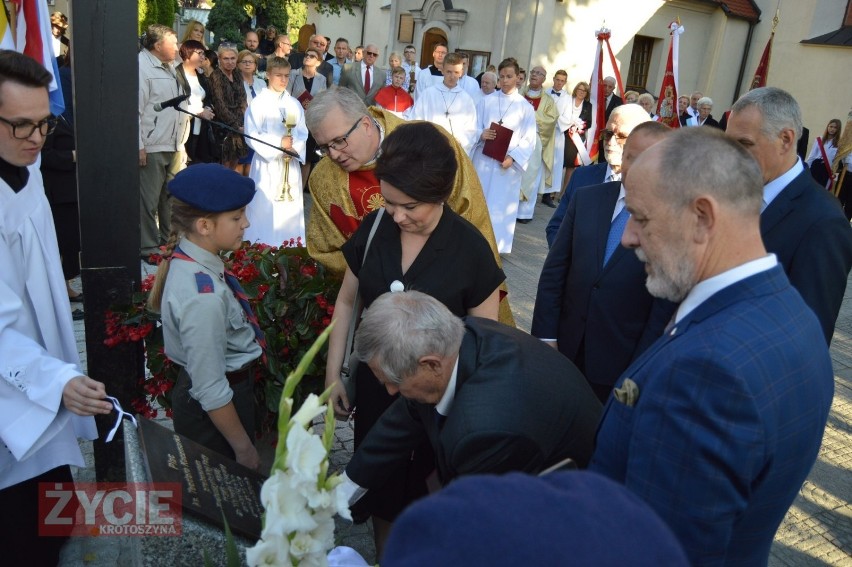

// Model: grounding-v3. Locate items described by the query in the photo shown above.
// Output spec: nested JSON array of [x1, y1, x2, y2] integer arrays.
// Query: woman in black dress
[[324, 122, 505, 557]]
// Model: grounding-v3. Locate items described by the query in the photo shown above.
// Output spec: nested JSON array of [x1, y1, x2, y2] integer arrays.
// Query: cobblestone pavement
[[60, 200, 851, 565]]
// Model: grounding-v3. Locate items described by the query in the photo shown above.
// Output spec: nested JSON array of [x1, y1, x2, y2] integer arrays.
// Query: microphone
[[153, 94, 189, 112]]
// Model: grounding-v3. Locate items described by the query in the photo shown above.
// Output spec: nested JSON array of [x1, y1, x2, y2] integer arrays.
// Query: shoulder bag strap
[[341, 208, 384, 375]]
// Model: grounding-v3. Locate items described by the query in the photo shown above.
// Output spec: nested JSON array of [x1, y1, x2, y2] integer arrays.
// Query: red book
[[297, 90, 314, 104], [483, 121, 513, 162]]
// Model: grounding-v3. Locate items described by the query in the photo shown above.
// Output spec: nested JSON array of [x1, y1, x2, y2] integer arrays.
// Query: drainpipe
[[360, 4, 367, 46], [733, 18, 756, 101], [526, 0, 541, 72]]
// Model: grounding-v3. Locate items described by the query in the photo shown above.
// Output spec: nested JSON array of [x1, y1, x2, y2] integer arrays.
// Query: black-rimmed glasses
[[603, 129, 629, 143], [0, 115, 58, 139], [315, 117, 363, 157]]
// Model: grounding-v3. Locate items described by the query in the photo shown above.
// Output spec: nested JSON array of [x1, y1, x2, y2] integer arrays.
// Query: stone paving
[[59, 200, 852, 565]]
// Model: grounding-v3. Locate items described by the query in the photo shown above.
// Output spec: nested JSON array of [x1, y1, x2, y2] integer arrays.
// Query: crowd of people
[[2, 15, 852, 565]]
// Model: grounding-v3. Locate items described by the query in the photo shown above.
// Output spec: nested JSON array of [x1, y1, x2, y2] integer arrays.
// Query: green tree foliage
[[207, 0, 248, 46], [139, 0, 157, 34], [157, 0, 177, 27]]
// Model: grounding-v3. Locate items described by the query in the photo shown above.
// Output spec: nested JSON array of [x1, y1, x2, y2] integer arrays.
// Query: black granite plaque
[[137, 418, 266, 539]]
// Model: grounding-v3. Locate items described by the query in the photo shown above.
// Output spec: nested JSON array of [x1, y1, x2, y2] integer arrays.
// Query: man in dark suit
[[603, 76, 622, 122], [591, 127, 834, 565], [546, 103, 651, 246], [533, 122, 675, 402], [726, 87, 852, 343], [346, 290, 601, 498], [339, 43, 386, 106]]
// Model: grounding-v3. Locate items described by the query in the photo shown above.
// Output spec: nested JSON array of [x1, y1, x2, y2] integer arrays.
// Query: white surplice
[[244, 88, 309, 247], [0, 165, 97, 490], [549, 91, 571, 194], [409, 83, 478, 155], [471, 89, 536, 253]]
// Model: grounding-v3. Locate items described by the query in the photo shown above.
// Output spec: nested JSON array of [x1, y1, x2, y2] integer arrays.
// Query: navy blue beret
[[383, 471, 689, 566], [168, 163, 256, 212]]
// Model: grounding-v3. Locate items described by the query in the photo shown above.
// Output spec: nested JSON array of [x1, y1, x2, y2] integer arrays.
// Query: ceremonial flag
[[12, 0, 64, 116], [656, 21, 684, 129], [0, 4, 15, 50], [750, 7, 779, 90], [587, 28, 624, 161]]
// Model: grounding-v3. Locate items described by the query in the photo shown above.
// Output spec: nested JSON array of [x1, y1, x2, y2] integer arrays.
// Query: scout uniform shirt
[[161, 237, 261, 411]]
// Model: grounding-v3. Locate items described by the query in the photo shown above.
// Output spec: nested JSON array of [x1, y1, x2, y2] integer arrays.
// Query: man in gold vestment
[[304, 86, 514, 325]]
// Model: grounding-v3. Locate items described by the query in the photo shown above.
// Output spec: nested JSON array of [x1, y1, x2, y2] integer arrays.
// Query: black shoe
[[517, 218, 532, 224], [69, 293, 84, 303], [72, 310, 85, 321], [541, 194, 557, 208]]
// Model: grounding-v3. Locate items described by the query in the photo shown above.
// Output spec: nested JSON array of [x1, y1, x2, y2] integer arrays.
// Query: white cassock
[[408, 83, 478, 155], [414, 67, 442, 100], [471, 89, 536, 254], [549, 91, 569, 193], [244, 88, 308, 247], [0, 166, 97, 490], [459, 75, 482, 107]]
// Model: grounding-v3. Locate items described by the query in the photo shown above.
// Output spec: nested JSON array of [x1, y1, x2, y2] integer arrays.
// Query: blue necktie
[[604, 207, 630, 266], [250, 84, 256, 98]]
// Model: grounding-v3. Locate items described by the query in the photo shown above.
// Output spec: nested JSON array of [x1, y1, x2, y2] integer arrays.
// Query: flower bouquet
[[246, 324, 353, 566]]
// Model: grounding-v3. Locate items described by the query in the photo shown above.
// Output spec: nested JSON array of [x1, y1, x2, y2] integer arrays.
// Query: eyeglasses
[[304, 53, 317, 59], [603, 129, 629, 143], [365, 51, 378, 57], [0, 115, 58, 139], [239, 59, 255, 65], [193, 50, 206, 59], [315, 117, 363, 156]]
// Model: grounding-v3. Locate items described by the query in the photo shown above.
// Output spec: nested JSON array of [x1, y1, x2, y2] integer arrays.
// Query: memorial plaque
[[137, 418, 266, 539]]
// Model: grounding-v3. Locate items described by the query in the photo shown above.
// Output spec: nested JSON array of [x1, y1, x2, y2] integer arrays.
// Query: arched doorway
[[420, 27, 448, 69]]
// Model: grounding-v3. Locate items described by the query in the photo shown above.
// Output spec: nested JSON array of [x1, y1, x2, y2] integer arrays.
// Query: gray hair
[[482, 71, 497, 83], [650, 128, 763, 215], [697, 96, 713, 108], [354, 291, 465, 384], [637, 93, 655, 105], [731, 86, 802, 141], [143, 24, 175, 50], [305, 86, 369, 133]]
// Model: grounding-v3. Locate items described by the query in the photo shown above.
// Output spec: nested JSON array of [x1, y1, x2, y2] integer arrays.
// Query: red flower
[[141, 274, 156, 292]]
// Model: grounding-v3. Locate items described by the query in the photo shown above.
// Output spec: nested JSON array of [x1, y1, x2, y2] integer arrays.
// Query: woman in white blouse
[[806, 118, 842, 188], [175, 40, 216, 164]]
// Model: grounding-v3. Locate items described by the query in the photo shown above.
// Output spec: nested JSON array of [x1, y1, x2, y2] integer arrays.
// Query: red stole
[[328, 169, 383, 238]]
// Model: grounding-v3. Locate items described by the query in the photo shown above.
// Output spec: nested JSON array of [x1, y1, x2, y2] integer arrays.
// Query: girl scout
[[148, 164, 262, 470]]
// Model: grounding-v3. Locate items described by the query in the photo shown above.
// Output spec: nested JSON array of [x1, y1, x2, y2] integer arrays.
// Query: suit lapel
[[760, 171, 807, 235], [434, 331, 476, 480]]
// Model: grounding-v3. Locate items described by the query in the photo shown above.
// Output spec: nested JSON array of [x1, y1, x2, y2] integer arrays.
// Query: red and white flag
[[656, 21, 684, 129], [11, 0, 64, 116], [587, 27, 624, 162]]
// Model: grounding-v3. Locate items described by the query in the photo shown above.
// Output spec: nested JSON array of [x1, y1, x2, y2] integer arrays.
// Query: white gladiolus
[[246, 533, 291, 566], [285, 424, 327, 483], [291, 393, 326, 428]]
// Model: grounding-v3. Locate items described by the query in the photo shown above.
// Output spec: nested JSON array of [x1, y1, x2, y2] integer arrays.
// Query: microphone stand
[[166, 105, 300, 159]]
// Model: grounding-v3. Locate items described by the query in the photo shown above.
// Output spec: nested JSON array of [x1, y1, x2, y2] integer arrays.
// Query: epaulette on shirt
[[194, 272, 214, 293]]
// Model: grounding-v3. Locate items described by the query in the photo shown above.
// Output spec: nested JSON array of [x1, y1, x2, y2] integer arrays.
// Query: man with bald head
[[339, 43, 385, 106], [603, 76, 622, 121], [590, 127, 834, 565], [533, 121, 675, 401], [546, 103, 651, 246], [726, 86, 852, 343]]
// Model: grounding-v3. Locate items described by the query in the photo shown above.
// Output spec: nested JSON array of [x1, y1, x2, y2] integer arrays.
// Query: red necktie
[[364, 65, 371, 93]]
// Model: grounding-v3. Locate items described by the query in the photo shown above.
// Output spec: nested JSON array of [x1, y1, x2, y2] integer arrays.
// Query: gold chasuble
[[307, 108, 515, 326], [521, 86, 559, 188]]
